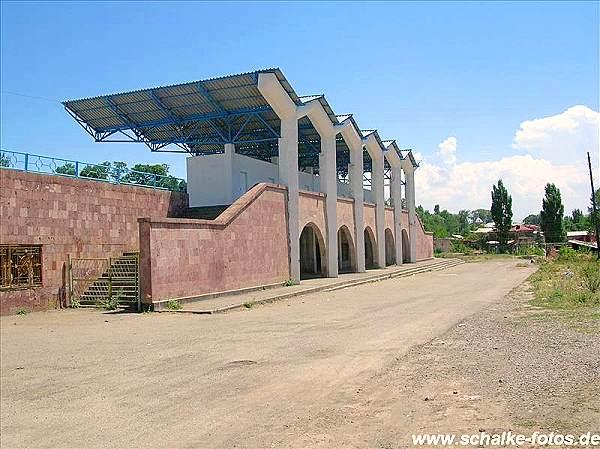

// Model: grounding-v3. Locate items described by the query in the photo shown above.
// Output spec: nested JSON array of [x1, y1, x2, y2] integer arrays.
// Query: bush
[[515, 245, 544, 256], [558, 246, 580, 261], [581, 262, 600, 294], [451, 241, 473, 254]]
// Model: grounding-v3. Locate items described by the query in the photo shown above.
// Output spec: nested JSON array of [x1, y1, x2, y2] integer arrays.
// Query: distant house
[[474, 223, 495, 234], [567, 231, 596, 243], [510, 223, 540, 245]]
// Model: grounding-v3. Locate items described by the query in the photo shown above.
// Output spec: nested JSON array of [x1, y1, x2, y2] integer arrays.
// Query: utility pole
[[587, 151, 600, 259]]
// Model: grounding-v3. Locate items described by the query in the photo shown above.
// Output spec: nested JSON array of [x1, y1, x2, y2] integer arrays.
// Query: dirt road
[[1, 260, 536, 448]]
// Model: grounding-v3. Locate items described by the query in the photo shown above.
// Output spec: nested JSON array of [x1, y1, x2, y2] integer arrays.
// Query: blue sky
[[1, 1, 598, 218]]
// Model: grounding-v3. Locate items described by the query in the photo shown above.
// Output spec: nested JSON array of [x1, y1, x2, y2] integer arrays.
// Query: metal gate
[[68, 253, 140, 310]]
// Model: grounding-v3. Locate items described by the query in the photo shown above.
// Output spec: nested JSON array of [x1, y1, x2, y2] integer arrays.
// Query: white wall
[[232, 153, 278, 197], [187, 152, 375, 207], [187, 154, 233, 207]]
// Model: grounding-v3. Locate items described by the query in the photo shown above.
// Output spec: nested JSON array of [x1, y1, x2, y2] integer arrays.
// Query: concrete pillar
[[391, 166, 403, 265], [349, 144, 366, 272], [258, 72, 300, 281], [279, 117, 301, 280], [319, 133, 338, 277], [373, 155, 386, 268], [224, 143, 235, 202], [406, 167, 417, 263]]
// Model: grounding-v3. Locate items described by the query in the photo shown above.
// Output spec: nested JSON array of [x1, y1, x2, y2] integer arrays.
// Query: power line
[[0, 90, 60, 104]]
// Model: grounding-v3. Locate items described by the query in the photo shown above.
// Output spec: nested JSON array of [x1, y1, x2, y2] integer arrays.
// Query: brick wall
[[139, 184, 290, 304], [0, 169, 187, 315]]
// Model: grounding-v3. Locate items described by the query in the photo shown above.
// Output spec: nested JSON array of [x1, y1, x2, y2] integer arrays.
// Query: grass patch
[[15, 308, 28, 316], [529, 248, 599, 324], [530, 250, 599, 309], [243, 301, 255, 309], [165, 299, 182, 311]]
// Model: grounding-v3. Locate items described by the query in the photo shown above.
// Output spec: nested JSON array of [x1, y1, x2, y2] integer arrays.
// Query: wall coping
[[299, 189, 325, 199], [138, 182, 287, 229]]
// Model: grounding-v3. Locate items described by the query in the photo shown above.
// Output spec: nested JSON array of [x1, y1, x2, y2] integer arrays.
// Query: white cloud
[[437, 136, 457, 166], [512, 105, 599, 165], [414, 106, 599, 220]]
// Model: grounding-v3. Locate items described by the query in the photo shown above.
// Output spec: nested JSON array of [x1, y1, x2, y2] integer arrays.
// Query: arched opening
[[364, 226, 378, 269], [402, 229, 410, 263], [385, 228, 396, 266], [300, 223, 327, 279], [337, 225, 356, 273]]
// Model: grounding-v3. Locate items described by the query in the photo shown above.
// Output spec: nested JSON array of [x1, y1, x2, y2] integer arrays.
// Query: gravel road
[[1, 259, 539, 448]]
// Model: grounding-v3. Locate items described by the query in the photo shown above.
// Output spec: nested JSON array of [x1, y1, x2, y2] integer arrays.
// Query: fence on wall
[[0, 149, 186, 192]]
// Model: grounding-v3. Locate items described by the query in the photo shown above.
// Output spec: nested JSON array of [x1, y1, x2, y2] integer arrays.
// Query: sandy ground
[[3, 259, 592, 448]]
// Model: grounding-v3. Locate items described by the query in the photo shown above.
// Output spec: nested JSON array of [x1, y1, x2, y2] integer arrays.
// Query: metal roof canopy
[[63, 68, 296, 157], [63, 68, 408, 174]]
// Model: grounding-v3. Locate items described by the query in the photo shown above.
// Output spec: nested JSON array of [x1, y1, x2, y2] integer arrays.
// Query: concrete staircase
[[324, 257, 464, 292], [78, 252, 139, 307], [158, 257, 465, 314]]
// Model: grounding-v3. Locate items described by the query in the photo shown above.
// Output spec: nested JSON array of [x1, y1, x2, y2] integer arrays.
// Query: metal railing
[[0, 149, 186, 192], [0, 245, 42, 290]]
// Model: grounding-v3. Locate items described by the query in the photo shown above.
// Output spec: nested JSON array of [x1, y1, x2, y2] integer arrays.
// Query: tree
[[80, 161, 111, 180], [588, 188, 600, 233], [55, 163, 76, 175], [540, 183, 566, 243], [523, 214, 540, 225], [491, 179, 513, 246], [434, 204, 440, 215], [572, 208, 583, 224], [470, 209, 492, 224], [0, 153, 10, 167], [458, 210, 471, 234], [121, 163, 185, 191]]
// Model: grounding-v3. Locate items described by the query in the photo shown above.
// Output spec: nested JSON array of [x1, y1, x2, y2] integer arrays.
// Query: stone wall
[[139, 184, 290, 304], [0, 169, 187, 315]]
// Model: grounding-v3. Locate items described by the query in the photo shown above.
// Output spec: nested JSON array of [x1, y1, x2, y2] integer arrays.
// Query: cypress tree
[[540, 183, 566, 243], [491, 179, 513, 246]]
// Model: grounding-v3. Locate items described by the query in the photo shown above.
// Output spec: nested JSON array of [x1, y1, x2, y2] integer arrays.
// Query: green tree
[[491, 179, 513, 246], [588, 189, 600, 231], [121, 163, 185, 191], [540, 183, 566, 243], [55, 163, 76, 175], [458, 209, 471, 235], [434, 204, 440, 215], [0, 153, 10, 167], [80, 161, 111, 180], [523, 214, 540, 225], [470, 209, 492, 224]]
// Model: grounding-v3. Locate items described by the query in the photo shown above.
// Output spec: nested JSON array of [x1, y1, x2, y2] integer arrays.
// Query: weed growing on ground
[[243, 301, 255, 309], [99, 290, 122, 311], [284, 278, 299, 287], [16, 308, 28, 315], [530, 249, 600, 312], [165, 299, 182, 311]]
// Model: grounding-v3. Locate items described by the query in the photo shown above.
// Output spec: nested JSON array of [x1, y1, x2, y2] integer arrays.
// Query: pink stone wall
[[298, 191, 326, 238], [336, 198, 356, 240], [384, 207, 394, 233], [364, 204, 377, 241], [139, 184, 290, 303], [400, 210, 434, 261], [0, 169, 187, 315]]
